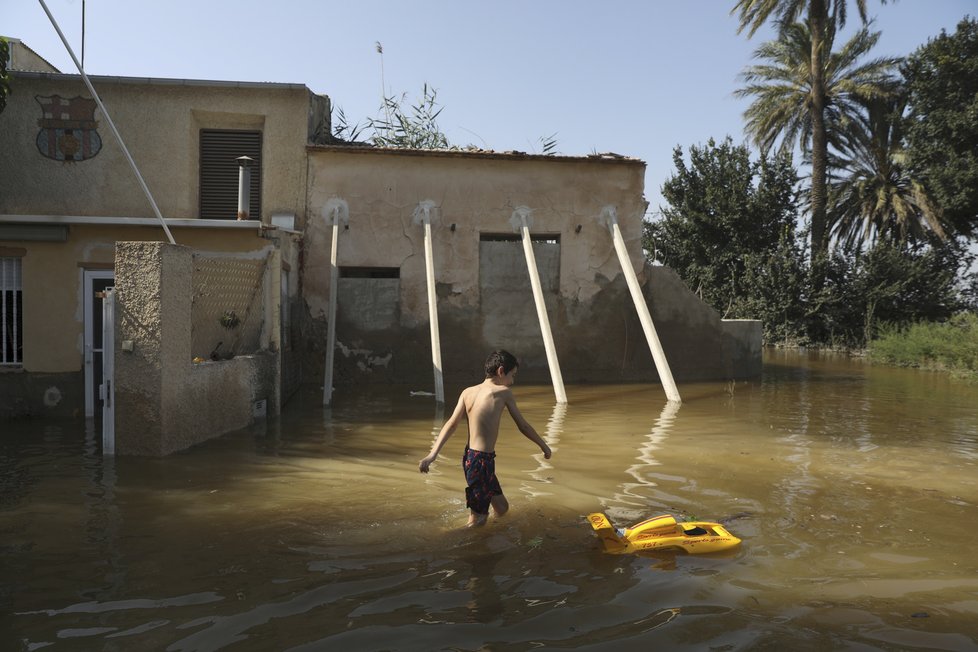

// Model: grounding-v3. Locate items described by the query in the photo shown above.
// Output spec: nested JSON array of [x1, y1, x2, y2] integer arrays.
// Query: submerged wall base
[[300, 262, 761, 391]]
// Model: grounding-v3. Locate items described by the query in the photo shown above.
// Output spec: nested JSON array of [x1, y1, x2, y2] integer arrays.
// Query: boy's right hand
[[419, 455, 435, 473]]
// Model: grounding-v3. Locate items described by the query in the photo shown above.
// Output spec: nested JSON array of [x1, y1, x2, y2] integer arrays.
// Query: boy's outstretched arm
[[505, 393, 552, 459], [419, 394, 466, 473]]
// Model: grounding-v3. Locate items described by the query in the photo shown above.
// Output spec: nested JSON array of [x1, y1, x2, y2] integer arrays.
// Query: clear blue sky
[[6, 1, 974, 214]]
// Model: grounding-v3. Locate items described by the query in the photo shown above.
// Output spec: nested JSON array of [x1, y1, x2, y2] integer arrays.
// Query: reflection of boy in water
[[419, 350, 552, 527]]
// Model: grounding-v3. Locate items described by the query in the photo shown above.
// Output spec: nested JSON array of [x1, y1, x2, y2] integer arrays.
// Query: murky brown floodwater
[[2, 350, 978, 651]]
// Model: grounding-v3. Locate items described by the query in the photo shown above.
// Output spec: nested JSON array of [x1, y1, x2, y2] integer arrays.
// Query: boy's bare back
[[460, 379, 513, 454], [418, 353, 550, 477]]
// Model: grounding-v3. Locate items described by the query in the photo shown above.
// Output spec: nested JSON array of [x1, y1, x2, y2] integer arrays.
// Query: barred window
[[1, 257, 23, 366]]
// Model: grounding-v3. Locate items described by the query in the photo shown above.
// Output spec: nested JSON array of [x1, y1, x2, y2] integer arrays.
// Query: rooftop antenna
[[376, 41, 391, 131], [37, 0, 176, 245], [81, 0, 85, 68]]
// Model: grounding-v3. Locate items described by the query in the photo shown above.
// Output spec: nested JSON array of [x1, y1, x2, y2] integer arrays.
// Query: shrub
[[869, 312, 978, 376]]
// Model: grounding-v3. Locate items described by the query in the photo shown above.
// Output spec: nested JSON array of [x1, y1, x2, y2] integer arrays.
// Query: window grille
[[1, 257, 23, 366]]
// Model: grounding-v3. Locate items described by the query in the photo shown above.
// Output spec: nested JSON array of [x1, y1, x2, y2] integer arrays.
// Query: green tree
[[811, 239, 968, 346], [645, 137, 805, 342], [735, 18, 899, 258], [736, 228, 809, 344], [0, 37, 10, 115], [903, 16, 978, 236], [828, 94, 946, 248], [733, 0, 891, 260]]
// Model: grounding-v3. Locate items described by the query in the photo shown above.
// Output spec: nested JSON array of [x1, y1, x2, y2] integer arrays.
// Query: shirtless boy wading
[[419, 350, 552, 527]]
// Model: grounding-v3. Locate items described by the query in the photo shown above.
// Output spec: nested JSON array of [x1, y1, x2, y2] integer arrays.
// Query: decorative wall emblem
[[35, 95, 102, 162]]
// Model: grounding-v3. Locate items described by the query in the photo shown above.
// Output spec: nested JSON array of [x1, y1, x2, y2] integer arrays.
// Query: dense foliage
[[676, 4, 978, 355], [903, 16, 978, 237], [646, 137, 976, 348], [806, 238, 972, 346], [0, 37, 9, 115], [644, 138, 808, 344]]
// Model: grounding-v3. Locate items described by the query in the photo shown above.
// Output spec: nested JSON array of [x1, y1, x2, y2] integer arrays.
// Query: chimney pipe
[[236, 156, 253, 220]]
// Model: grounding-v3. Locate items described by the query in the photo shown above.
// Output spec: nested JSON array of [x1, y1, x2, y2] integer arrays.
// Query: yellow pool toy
[[587, 512, 741, 555]]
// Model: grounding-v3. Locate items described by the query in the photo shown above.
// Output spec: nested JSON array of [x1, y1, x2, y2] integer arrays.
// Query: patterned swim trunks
[[462, 445, 503, 515]]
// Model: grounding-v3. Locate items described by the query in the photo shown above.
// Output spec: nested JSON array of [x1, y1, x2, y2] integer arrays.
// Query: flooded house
[[0, 38, 311, 441], [0, 38, 760, 453]]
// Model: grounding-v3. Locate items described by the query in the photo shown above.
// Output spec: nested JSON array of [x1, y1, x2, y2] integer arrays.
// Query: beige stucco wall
[[0, 66, 762, 418], [16, 224, 270, 374], [301, 146, 701, 385], [299, 146, 761, 388], [0, 70, 313, 417], [0, 72, 322, 223], [114, 241, 279, 455], [303, 147, 649, 326]]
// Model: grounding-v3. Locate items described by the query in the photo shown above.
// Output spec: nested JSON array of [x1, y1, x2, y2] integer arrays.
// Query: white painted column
[[601, 206, 681, 403], [322, 199, 348, 406], [512, 207, 567, 404], [413, 201, 445, 403]]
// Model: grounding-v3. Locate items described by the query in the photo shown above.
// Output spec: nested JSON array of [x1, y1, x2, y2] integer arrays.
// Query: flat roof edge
[[0, 214, 263, 229], [306, 143, 646, 165], [10, 70, 309, 91]]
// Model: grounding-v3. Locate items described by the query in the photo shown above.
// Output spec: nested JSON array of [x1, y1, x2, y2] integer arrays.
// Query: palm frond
[[829, 95, 947, 246]]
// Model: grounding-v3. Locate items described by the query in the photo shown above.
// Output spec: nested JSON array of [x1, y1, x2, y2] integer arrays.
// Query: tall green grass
[[869, 312, 978, 378]]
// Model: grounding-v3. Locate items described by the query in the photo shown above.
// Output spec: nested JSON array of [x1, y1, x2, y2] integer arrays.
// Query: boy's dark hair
[[485, 350, 518, 377]]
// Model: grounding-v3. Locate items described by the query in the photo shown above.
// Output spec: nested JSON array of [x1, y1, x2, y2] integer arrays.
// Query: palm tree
[[828, 94, 946, 248], [735, 19, 899, 255], [732, 0, 890, 260]]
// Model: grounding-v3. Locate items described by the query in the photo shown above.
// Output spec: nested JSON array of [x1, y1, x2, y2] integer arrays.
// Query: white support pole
[[601, 206, 681, 403], [322, 199, 348, 406], [414, 201, 445, 404], [101, 287, 115, 455], [38, 0, 176, 246], [323, 220, 339, 406], [512, 207, 567, 404]]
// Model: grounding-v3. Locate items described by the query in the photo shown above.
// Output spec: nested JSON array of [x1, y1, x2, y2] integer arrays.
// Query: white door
[[84, 269, 114, 418]]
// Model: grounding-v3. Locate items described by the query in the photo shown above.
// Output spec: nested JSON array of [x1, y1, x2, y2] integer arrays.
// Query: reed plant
[[869, 312, 978, 378]]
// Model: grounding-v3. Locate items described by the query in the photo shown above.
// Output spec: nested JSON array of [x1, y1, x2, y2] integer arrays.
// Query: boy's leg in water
[[490, 494, 509, 517], [466, 494, 507, 527]]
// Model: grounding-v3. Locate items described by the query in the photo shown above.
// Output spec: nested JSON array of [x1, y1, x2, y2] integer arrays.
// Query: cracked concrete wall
[[479, 239, 561, 362], [301, 147, 760, 388]]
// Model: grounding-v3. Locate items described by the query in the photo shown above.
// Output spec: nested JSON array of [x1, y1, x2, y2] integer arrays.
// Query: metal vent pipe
[[237, 156, 253, 220]]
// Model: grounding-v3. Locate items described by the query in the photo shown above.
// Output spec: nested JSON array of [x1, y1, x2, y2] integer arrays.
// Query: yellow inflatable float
[[587, 512, 741, 554]]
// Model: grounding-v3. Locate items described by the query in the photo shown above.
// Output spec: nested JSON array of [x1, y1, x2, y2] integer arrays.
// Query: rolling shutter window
[[1, 257, 23, 366], [199, 129, 262, 220]]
